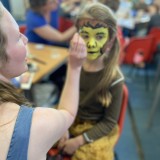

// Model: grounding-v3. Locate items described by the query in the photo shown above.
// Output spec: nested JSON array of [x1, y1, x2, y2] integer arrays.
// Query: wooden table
[[27, 43, 69, 83], [24, 43, 69, 102]]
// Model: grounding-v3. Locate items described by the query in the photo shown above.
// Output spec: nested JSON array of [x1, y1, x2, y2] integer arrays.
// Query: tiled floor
[[115, 64, 160, 160]]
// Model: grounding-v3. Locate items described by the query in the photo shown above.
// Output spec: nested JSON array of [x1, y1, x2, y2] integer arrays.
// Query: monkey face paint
[[78, 20, 109, 60]]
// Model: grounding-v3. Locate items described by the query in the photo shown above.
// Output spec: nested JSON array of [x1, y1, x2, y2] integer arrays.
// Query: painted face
[[78, 20, 109, 60], [0, 6, 28, 80]]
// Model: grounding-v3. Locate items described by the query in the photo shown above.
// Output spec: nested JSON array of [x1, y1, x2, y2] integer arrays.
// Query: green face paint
[[80, 26, 109, 60]]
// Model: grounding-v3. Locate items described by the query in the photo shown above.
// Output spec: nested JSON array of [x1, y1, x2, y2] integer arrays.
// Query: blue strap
[[7, 106, 34, 160]]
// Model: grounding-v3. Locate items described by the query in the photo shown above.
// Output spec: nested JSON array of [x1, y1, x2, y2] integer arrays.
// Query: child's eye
[[96, 35, 104, 40], [81, 34, 89, 39]]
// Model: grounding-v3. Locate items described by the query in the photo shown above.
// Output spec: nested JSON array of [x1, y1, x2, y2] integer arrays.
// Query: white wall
[[9, 0, 26, 20]]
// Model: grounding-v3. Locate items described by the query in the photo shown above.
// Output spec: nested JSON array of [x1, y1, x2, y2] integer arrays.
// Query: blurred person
[[26, 0, 77, 102], [59, 0, 97, 33], [99, 0, 120, 12], [133, 0, 148, 12], [25, 0, 76, 47], [153, 0, 160, 8], [147, 3, 160, 33], [0, 1, 87, 160]]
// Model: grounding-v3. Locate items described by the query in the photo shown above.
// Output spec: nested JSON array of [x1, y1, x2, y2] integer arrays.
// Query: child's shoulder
[[111, 68, 124, 87]]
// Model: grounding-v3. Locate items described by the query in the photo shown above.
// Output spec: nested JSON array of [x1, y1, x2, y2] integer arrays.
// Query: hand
[[57, 130, 69, 150], [69, 33, 87, 70], [62, 135, 85, 155]]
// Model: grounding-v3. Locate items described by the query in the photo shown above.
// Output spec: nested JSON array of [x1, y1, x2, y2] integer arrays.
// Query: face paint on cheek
[[80, 26, 109, 61], [87, 52, 101, 60]]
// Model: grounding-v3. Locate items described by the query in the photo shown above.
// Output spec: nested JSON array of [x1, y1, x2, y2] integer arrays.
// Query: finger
[[57, 141, 65, 150], [69, 34, 86, 59], [70, 33, 79, 47], [75, 33, 80, 51], [62, 146, 69, 155], [77, 44, 87, 58], [63, 147, 73, 155]]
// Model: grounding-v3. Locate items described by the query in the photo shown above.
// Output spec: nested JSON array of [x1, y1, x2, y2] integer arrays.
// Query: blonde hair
[[0, 2, 31, 106], [76, 2, 120, 107]]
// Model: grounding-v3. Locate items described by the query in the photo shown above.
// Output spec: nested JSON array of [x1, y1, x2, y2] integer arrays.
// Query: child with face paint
[[57, 2, 124, 160]]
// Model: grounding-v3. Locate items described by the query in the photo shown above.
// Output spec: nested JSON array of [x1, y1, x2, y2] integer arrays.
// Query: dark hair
[[99, 0, 120, 12], [29, 0, 47, 13]]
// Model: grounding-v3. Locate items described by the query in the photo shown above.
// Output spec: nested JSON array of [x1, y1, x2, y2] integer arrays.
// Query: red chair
[[117, 26, 128, 65], [148, 27, 160, 89], [149, 27, 160, 57], [123, 35, 155, 90], [123, 35, 154, 64], [117, 84, 128, 136], [47, 84, 128, 160], [19, 24, 26, 34], [114, 84, 129, 160], [58, 17, 74, 32]]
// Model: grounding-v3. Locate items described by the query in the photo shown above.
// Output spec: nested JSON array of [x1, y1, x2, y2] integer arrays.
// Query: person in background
[[99, 0, 120, 12], [25, 0, 76, 47], [147, 3, 160, 33], [153, 0, 160, 9], [58, 2, 124, 160], [132, 0, 148, 12], [25, 0, 77, 103], [0, 1, 87, 160], [59, 0, 96, 33]]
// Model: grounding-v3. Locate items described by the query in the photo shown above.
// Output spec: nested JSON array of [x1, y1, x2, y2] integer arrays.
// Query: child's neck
[[83, 56, 104, 72]]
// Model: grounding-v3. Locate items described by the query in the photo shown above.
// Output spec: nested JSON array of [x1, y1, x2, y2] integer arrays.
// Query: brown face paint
[[77, 18, 108, 30]]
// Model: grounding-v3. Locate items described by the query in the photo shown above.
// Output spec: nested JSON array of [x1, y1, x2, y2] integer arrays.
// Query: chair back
[[118, 84, 128, 135], [19, 25, 26, 34], [149, 27, 160, 55], [59, 17, 74, 32], [123, 35, 154, 64]]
